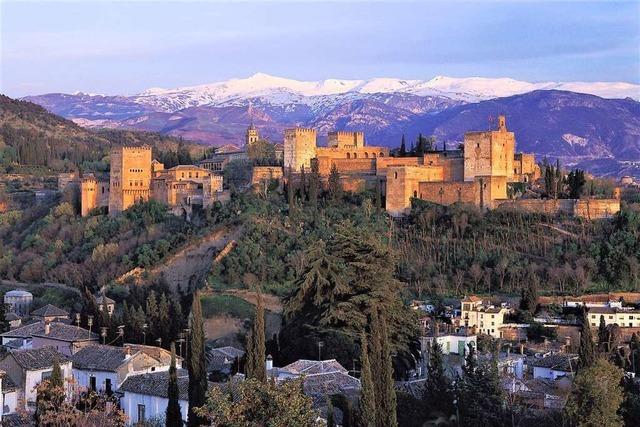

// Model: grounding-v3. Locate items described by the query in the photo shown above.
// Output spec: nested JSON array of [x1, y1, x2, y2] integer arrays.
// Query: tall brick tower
[[283, 128, 317, 173], [108, 146, 152, 215]]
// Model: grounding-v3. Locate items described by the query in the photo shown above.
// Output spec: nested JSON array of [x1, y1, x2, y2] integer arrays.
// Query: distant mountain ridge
[[21, 73, 640, 178]]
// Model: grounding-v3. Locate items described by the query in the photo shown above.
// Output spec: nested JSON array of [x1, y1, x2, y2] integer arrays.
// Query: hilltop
[[0, 95, 205, 173]]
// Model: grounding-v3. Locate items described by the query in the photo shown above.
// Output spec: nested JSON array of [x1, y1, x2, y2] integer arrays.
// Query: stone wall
[[417, 180, 480, 206], [251, 166, 284, 185], [80, 178, 109, 217], [375, 156, 423, 176], [385, 165, 444, 216], [316, 157, 377, 176], [496, 198, 621, 219]]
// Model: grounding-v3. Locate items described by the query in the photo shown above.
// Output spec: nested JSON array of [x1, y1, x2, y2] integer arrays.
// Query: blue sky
[[1, 0, 639, 97]]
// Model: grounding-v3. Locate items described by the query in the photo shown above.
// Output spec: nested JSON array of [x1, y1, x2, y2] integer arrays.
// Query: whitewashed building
[[4, 290, 33, 316], [71, 344, 177, 394], [0, 347, 72, 406], [119, 369, 189, 425], [0, 372, 18, 418], [530, 354, 577, 380]]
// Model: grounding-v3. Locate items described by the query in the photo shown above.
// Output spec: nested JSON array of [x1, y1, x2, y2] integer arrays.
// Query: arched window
[[364, 152, 369, 158], [379, 152, 384, 157], [394, 172, 398, 179], [413, 190, 417, 198], [353, 153, 358, 159], [347, 153, 351, 159]]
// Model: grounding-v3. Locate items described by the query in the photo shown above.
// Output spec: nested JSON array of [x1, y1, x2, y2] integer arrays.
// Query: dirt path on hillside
[[147, 225, 243, 293]]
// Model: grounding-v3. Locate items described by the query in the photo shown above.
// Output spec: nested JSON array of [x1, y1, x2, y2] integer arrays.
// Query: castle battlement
[[285, 128, 316, 135], [329, 131, 364, 136]]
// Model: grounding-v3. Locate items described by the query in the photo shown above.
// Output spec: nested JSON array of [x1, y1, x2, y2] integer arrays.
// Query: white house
[[530, 354, 578, 380], [0, 347, 72, 406], [1, 320, 99, 355], [71, 344, 177, 394], [422, 333, 477, 356], [0, 372, 18, 418], [4, 289, 33, 316], [460, 296, 509, 339], [119, 369, 188, 425]]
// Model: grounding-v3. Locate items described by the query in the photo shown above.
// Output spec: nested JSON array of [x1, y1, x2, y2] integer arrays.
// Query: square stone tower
[[108, 146, 152, 215], [283, 128, 317, 173], [327, 131, 364, 149], [463, 114, 515, 183], [246, 123, 259, 146]]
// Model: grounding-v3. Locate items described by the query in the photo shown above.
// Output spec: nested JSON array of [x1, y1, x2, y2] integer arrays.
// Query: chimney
[[44, 321, 51, 335], [266, 354, 273, 371], [124, 346, 132, 360]]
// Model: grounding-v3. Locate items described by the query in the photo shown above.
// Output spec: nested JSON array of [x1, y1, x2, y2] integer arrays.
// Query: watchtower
[[283, 128, 317, 173], [108, 146, 152, 215]]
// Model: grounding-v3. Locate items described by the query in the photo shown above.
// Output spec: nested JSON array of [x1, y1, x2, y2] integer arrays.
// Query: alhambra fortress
[[66, 116, 620, 220]]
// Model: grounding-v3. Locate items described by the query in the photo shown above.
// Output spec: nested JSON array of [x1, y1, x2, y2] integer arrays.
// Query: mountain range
[[22, 73, 640, 178]]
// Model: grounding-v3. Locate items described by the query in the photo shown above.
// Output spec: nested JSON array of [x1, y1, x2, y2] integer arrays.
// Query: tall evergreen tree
[[246, 290, 267, 382], [50, 357, 63, 388], [0, 299, 9, 333], [328, 164, 342, 201], [598, 314, 609, 353], [308, 161, 320, 211], [166, 342, 182, 427], [423, 340, 454, 416], [399, 135, 406, 157], [415, 134, 425, 157], [187, 291, 207, 427], [578, 308, 596, 370], [358, 332, 376, 427], [378, 314, 397, 427]]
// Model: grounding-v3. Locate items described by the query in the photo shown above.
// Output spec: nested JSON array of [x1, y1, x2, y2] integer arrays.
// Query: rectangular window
[[41, 371, 52, 381], [138, 404, 146, 422], [89, 376, 96, 391], [105, 378, 112, 395]]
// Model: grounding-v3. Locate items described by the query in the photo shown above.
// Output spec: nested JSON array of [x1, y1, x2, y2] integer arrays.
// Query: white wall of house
[[31, 337, 96, 356], [2, 390, 17, 416], [72, 369, 118, 393], [532, 367, 570, 380], [121, 391, 187, 425], [23, 363, 72, 404]]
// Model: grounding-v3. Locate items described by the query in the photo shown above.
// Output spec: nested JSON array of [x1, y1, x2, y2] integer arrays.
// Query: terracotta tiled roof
[[31, 304, 68, 318], [1, 321, 47, 339], [120, 369, 189, 400], [71, 345, 131, 372], [281, 359, 348, 376], [9, 347, 69, 370], [529, 354, 578, 372], [31, 322, 99, 342]]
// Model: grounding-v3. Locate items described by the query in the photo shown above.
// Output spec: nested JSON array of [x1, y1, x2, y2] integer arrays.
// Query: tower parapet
[[108, 146, 152, 215], [328, 131, 365, 149]]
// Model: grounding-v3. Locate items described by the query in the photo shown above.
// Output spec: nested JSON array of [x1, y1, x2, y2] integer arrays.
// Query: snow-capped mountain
[[126, 73, 640, 112]]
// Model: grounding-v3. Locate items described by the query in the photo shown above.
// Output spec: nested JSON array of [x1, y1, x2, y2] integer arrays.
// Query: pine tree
[[359, 332, 376, 427], [187, 292, 208, 427], [166, 342, 182, 427], [399, 135, 406, 157], [578, 308, 596, 370]]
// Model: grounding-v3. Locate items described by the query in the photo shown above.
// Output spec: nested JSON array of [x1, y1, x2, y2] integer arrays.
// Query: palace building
[[282, 116, 540, 216], [77, 146, 223, 217]]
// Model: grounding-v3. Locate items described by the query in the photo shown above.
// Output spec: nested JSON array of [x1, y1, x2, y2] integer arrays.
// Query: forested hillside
[[0, 95, 204, 173]]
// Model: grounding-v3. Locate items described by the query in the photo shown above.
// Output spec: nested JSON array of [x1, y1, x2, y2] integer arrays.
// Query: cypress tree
[[309, 161, 320, 211], [359, 332, 376, 427], [423, 340, 454, 416], [250, 290, 267, 382], [166, 342, 182, 427], [578, 308, 596, 370], [598, 315, 609, 353], [369, 311, 384, 419], [245, 322, 256, 377], [50, 357, 63, 388], [328, 164, 342, 201], [287, 168, 295, 211], [399, 135, 406, 157], [378, 314, 397, 427], [0, 298, 9, 333], [187, 291, 208, 427]]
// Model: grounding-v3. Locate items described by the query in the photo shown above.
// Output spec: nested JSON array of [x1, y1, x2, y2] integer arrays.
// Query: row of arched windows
[[345, 152, 385, 159]]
